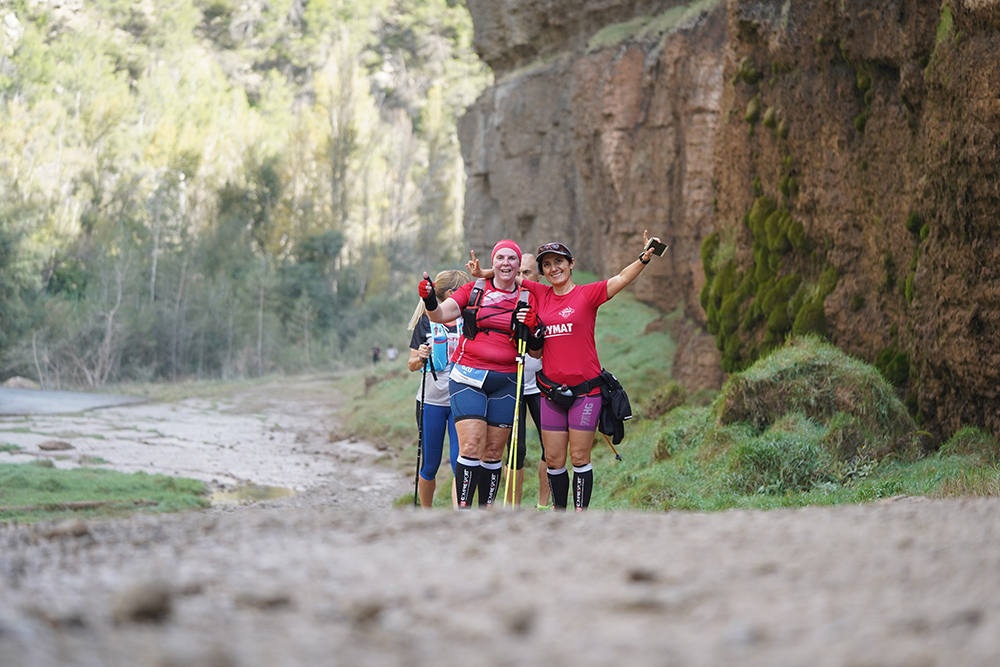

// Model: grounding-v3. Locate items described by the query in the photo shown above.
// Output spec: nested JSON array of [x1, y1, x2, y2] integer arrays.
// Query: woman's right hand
[[416, 343, 431, 360], [466, 250, 493, 279]]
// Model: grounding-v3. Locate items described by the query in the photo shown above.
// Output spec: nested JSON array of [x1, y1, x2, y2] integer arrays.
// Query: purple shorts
[[540, 394, 602, 432]]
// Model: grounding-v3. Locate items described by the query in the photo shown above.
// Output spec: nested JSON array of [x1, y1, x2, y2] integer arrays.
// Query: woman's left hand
[[639, 229, 665, 263]]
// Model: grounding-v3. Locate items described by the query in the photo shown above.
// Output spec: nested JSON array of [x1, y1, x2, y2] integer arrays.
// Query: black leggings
[[508, 392, 542, 470]]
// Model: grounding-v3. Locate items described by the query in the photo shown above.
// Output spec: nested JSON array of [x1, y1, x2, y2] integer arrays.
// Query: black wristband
[[422, 291, 438, 310], [639, 253, 650, 265]]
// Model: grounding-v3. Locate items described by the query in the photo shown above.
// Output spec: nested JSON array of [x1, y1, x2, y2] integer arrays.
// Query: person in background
[[418, 240, 543, 508], [501, 252, 549, 509], [386, 345, 398, 362], [407, 270, 470, 508]]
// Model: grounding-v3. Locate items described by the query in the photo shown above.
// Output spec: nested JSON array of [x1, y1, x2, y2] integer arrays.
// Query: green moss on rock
[[762, 106, 777, 128], [745, 95, 762, 124], [791, 299, 827, 336], [737, 56, 762, 85]]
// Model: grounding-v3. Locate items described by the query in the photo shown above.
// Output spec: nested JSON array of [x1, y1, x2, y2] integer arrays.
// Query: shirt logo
[[546, 322, 574, 336], [559, 306, 575, 319]]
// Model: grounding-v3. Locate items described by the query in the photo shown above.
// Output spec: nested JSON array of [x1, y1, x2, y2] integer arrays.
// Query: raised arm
[[418, 272, 463, 322], [605, 230, 666, 300]]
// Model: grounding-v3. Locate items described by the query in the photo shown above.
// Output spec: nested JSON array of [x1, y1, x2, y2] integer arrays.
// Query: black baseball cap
[[536, 242, 573, 272]]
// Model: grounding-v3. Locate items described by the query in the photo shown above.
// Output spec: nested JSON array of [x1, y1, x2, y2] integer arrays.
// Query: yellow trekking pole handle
[[504, 336, 527, 506]]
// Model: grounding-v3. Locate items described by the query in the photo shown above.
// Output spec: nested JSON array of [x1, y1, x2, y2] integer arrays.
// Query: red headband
[[491, 239, 522, 264]]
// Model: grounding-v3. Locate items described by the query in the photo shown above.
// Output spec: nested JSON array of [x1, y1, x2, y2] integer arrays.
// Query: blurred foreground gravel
[[2, 494, 999, 667]]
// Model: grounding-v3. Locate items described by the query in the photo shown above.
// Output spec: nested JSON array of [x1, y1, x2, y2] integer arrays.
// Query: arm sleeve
[[591, 280, 611, 306], [450, 281, 474, 309]]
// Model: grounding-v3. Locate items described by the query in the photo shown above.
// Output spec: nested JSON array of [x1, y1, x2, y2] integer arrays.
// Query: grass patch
[[1, 443, 23, 453], [587, 0, 722, 51], [592, 337, 999, 511], [334, 290, 999, 513], [0, 463, 208, 524]]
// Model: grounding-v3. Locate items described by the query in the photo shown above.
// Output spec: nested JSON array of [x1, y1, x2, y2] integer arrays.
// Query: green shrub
[[939, 426, 1000, 465], [728, 430, 833, 494], [653, 406, 711, 461], [905, 212, 924, 235], [714, 336, 916, 458], [645, 382, 688, 420]]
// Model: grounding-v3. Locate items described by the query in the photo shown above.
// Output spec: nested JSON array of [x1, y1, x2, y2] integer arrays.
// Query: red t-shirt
[[522, 280, 609, 391], [449, 279, 525, 372]]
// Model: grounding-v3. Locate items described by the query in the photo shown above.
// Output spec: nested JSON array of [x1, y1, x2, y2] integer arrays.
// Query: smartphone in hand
[[646, 239, 668, 256]]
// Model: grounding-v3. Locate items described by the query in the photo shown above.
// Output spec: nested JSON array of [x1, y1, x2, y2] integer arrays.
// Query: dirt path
[[1, 378, 999, 666]]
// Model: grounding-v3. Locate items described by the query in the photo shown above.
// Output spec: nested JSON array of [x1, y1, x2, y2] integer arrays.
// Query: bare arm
[[407, 345, 430, 372], [426, 297, 461, 323], [605, 229, 665, 300]]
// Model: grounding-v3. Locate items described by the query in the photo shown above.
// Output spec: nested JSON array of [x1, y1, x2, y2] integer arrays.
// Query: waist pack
[[536, 368, 632, 445], [535, 370, 603, 410]]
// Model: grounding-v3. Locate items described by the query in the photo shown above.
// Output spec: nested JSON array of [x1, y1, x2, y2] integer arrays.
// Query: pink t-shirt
[[522, 280, 609, 390], [449, 279, 525, 372]]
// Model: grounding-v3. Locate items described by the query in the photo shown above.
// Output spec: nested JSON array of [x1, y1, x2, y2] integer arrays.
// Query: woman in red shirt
[[520, 232, 664, 510], [418, 240, 536, 508]]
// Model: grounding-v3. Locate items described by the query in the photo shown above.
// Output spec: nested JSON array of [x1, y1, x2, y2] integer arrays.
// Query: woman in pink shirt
[[518, 232, 664, 510]]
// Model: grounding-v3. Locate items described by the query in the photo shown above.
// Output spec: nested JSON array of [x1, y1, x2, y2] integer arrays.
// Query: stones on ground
[[38, 440, 73, 451], [38, 519, 90, 539], [112, 581, 173, 624], [234, 589, 293, 610]]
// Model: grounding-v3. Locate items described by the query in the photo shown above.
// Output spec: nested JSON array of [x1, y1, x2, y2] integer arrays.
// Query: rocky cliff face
[[459, 0, 1000, 438], [459, 0, 728, 391]]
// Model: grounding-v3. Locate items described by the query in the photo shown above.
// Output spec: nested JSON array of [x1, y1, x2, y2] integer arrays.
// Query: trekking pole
[[503, 335, 527, 507], [600, 431, 623, 461], [414, 355, 429, 506]]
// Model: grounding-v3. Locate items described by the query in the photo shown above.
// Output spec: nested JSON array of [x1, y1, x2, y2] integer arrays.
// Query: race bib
[[449, 364, 487, 388]]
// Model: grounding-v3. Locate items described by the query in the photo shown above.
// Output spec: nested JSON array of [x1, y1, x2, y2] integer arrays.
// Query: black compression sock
[[547, 467, 569, 510], [455, 457, 481, 509], [573, 463, 593, 511], [479, 460, 502, 507]]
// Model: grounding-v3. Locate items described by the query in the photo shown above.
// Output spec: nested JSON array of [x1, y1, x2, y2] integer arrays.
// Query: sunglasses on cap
[[536, 242, 572, 256]]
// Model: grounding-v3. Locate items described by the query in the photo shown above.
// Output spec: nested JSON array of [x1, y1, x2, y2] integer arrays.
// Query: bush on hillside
[[644, 381, 687, 420], [714, 336, 916, 459], [939, 426, 1000, 465]]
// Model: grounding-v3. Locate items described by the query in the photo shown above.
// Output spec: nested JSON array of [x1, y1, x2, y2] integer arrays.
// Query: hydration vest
[[461, 279, 528, 340]]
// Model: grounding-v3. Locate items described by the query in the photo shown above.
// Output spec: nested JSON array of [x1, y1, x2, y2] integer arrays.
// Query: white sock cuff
[[481, 460, 502, 470], [547, 466, 567, 475], [573, 463, 593, 474], [457, 456, 481, 467]]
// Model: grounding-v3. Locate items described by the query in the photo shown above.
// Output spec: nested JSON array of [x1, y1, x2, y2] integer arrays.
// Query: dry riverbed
[[1, 376, 998, 666]]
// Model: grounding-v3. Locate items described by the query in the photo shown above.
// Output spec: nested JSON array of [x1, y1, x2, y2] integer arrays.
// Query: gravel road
[[1, 378, 998, 666]]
